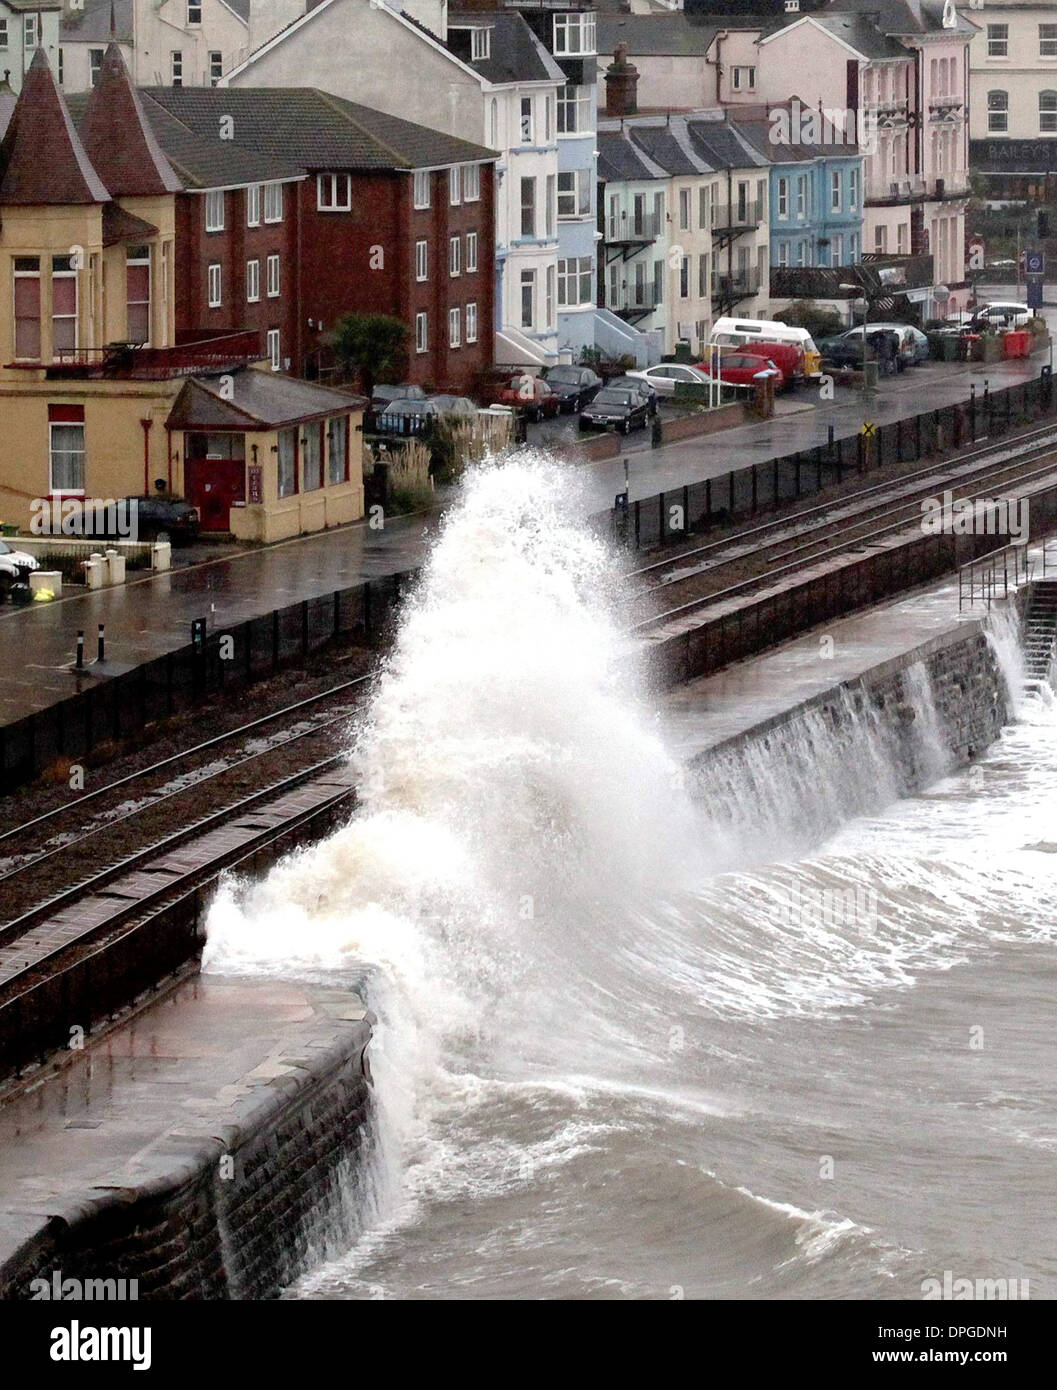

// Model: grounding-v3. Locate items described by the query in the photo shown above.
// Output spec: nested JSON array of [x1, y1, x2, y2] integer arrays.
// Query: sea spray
[[201, 455, 1057, 1297]]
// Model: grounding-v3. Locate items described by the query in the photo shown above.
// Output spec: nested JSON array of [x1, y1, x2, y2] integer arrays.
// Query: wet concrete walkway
[[659, 551, 1034, 761], [0, 973, 368, 1283]]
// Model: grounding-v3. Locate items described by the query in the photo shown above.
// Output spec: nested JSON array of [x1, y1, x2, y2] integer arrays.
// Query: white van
[[708, 317, 823, 378]]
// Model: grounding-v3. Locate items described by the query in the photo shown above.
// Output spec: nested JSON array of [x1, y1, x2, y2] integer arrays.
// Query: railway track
[[0, 674, 372, 925], [628, 422, 1057, 633], [0, 676, 376, 1076]]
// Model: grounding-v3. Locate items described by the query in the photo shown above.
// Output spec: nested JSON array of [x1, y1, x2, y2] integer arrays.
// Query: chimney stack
[[605, 44, 639, 118]]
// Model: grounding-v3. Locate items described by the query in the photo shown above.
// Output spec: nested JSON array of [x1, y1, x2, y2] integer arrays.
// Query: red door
[[185, 456, 245, 531]]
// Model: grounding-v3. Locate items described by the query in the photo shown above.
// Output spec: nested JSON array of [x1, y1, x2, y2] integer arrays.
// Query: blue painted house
[[729, 101, 864, 277]]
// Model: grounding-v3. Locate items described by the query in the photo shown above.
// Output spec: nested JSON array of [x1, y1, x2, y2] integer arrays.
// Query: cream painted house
[[59, 0, 249, 92]]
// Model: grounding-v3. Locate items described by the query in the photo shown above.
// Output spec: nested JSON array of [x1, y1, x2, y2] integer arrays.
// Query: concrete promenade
[[0, 345, 1049, 731], [0, 973, 370, 1296]]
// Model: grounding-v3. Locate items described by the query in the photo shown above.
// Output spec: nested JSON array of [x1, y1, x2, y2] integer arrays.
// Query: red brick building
[[139, 87, 498, 393]]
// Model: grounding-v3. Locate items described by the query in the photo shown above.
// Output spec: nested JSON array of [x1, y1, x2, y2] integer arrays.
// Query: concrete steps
[[1022, 581, 1057, 685]]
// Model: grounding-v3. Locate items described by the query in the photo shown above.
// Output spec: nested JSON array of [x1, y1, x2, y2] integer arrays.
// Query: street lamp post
[[841, 284, 872, 394]]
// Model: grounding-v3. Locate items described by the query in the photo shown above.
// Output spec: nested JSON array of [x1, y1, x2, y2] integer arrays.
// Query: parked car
[[372, 382, 427, 408], [696, 352, 785, 390], [820, 324, 922, 369], [542, 365, 602, 412], [496, 374, 561, 422], [427, 394, 478, 417], [608, 374, 659, 417], [716, 339, 805, 387], [626, 363, 712, 396], [970, 301, 1031, 329], [817, 328, 902, 373], [0, 538, 39, 596], [578, 385, 652, 434], [122, 496, 200, 543]]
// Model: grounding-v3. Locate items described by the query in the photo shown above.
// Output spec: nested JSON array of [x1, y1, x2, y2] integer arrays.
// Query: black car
[[543, 365, 602, 412], [120, 496, 200, 543], [578, 386, 651, 435], [608, 374, 659, 418]]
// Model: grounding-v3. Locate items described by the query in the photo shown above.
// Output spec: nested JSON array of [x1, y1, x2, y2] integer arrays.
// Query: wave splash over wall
[[202, 455, 1055, 1297]]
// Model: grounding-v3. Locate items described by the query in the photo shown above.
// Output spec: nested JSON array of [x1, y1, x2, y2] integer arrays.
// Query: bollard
[[76, 631, 84, 669], [97, 624, 105, 663]]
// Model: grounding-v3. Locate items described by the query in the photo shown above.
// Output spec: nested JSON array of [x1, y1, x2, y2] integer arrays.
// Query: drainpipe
[[140, 418, 152, 496], [706, 32, 727, 106]]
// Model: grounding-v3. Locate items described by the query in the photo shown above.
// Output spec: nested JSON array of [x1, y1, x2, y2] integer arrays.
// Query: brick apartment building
[[138, 87, 499, 392]]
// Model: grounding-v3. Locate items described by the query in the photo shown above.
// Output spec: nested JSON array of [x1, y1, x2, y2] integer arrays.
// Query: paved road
[[0, 334, 1052, 730]]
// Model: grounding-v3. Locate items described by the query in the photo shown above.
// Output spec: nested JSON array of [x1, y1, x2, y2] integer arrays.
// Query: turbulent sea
[[203, 456, 1057, 1300]]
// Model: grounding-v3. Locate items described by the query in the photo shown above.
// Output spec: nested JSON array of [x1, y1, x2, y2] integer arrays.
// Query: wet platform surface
[[658, 557, 1028, 761], [0, 974, 368, 1273]]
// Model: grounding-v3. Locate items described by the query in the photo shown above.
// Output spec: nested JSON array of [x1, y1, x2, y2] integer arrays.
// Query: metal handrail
[[958, 541, 1033, 611]]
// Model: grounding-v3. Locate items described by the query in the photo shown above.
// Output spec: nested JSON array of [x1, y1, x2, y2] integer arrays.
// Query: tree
[[333, 313, 409, 399], [774, 298, 843, 342]]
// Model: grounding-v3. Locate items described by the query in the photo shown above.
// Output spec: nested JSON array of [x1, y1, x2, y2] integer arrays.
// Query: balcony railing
[[771, 254, 936, 301], [711, 200, 764, 233], [610, 290, 658, 320], [606, 212, 660, 244], [39, 330, 262, 380], [712, 270, 762, 305]]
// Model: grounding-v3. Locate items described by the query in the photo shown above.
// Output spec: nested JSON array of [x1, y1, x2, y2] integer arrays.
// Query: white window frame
[[1042, 25, 1057, 59], [557, 84, 591, 135], [777, 177, 788, 218], [796, 176, 806, 217], [463, 163, 481, 202], [987, 90, 1009, 133], [415, 311, 428, 353], [987, 24, 1008, 59], [831, 169, 841, 212], [267, 328, 281, 372], [24, 13, 37, 47], [413, 170, 431, 209], [849, 167, 859, 211], [1041, 91, 1057, 133], [246, 259, 260, 303], [51, 256, 78, 358], [208, 263, 222, 308], [317, 172, 352, 212], [557, 168, 591, 220], [205, 189, 225, 232], [246, 184, 261, 227], [89, 48, 103, 85], [171, 50, 183, 86], [466, 231, 478, 273], [449, 166, 461, 206], [187, 0, 202, 25], [448, 307, 461, 349], [520, 96, 534, 144], [471, 27, 491, 61], [415, 240, 428, 282], [266, 254, 280, 298], [553, 13, 595, 57], [49, 421, 86, 496], [0, 20, 8, 50], [209, 50, 222, 85], [466, 301, 477, 343], [732, 66, 756, 92], [263, 182, 283, 224], [449, 235, 461, 277]]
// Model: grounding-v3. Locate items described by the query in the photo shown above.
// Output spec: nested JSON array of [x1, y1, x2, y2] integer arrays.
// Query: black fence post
[[301, 599, 309, 658], [272, 608, 280, 670]]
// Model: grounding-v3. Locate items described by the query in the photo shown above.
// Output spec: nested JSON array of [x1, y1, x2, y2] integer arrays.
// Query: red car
[[496, 374, 561, 422], [696, 352, 786, 391]]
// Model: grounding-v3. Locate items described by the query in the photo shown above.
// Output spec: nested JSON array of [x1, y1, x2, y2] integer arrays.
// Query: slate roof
[[169, 371, 365, 431], [81, 45, 184, 198], [597, 129, 665, 184], [101, 202, 158, 246], [59, 0, 134, 43], [0, 49, 110, 205], [819, 0, 976, 39], [448, 11, 564, 84], [687, 120, 769, 171], [724, 100, 861, 161], [802, 12, 915, 58], [597, 15, 728, 58], [142, 86, 498, 171], [66, 89, 302, 189]]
